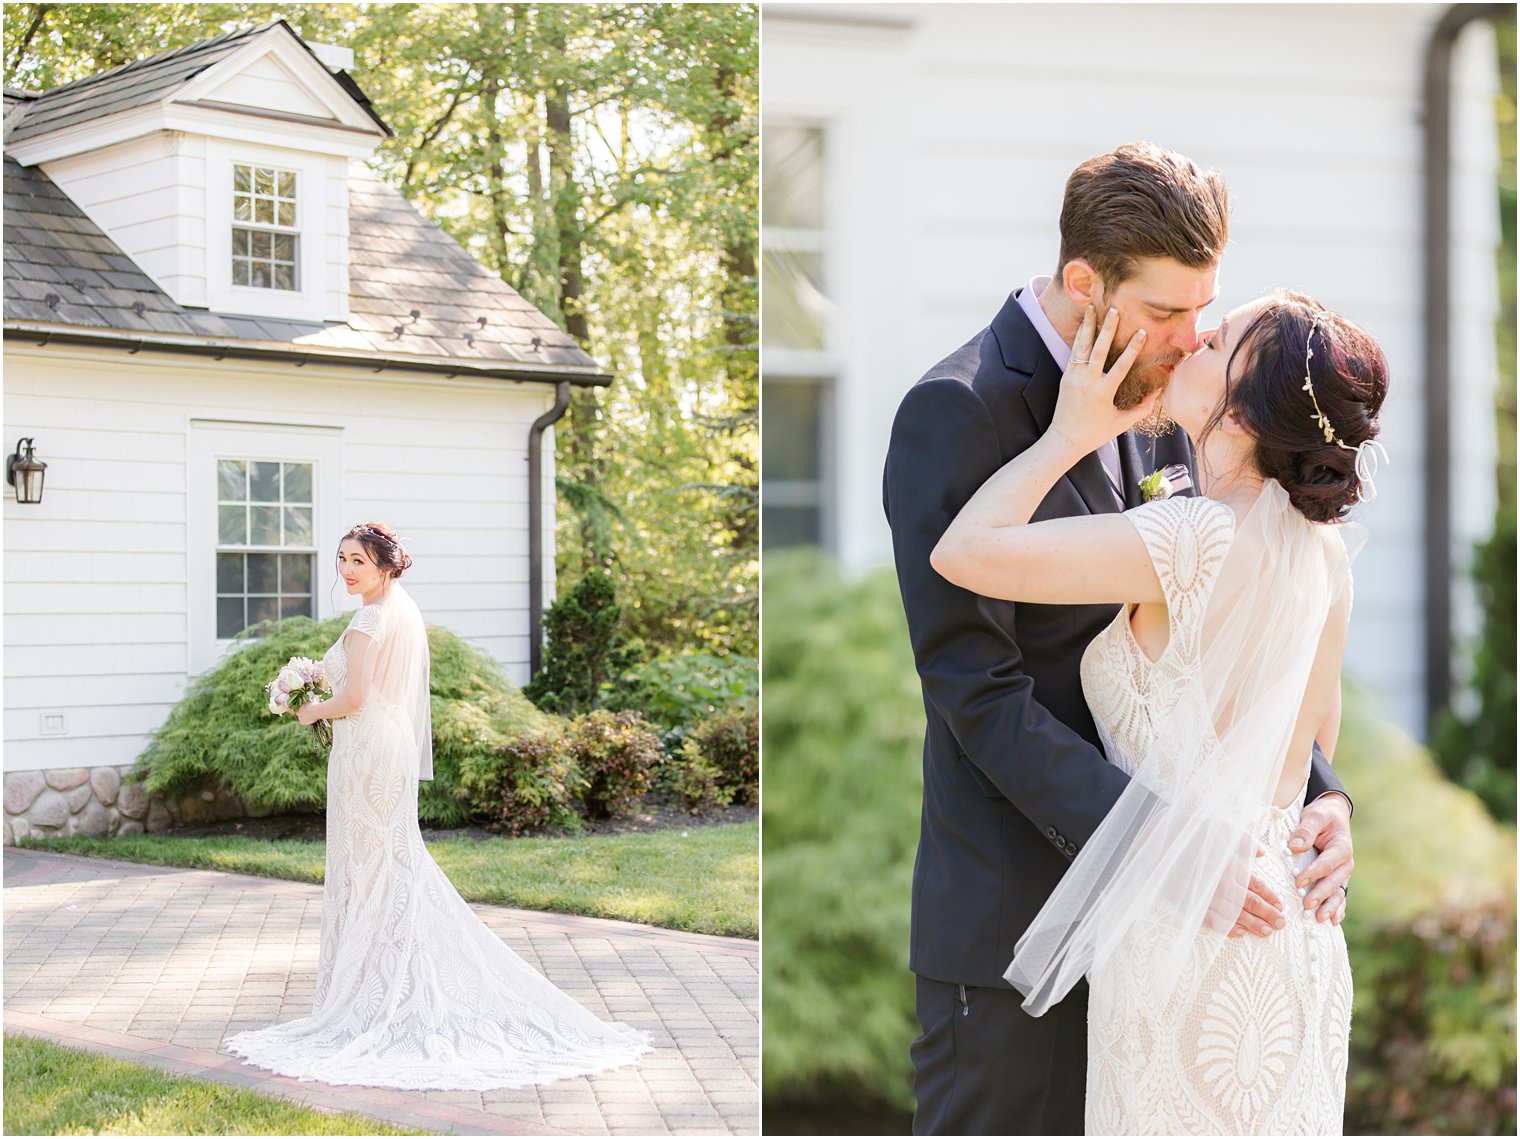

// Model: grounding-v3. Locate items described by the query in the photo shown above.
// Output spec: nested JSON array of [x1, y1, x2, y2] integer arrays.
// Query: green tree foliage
[[3, 2, 758, 659], [523, 569, 640, 714], [760, 552, 1518, 1132], [134, 616, 549, 827]]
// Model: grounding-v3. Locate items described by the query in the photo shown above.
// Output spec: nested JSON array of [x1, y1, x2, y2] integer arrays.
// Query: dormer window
[[232, 164, 299, 290]]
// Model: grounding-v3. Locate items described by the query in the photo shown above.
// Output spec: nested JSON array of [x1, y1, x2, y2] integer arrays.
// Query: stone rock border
[[3, 766, 268, 845]]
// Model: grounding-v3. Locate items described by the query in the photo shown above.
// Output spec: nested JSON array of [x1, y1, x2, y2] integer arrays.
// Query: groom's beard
[[1110, 341, 1183, 436]]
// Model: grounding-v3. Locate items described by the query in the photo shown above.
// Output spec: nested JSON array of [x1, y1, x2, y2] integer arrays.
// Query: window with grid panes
[[216, 459, 316, 637], [761, 123, 835, 549], [232, 164, 299, 290]]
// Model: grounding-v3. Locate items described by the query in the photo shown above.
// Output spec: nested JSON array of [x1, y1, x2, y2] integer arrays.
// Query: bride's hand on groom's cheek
[[1289, 793, 1353, 925]]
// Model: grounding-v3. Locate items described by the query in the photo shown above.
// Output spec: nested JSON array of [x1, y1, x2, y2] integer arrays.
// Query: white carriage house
[[3, 21, 607, 841]]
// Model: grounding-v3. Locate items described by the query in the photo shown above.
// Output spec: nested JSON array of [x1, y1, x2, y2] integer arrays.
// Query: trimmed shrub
[[425, 626, 553, 825], [686, 701, 758, 804], [565, 710, 661, 819], [458, 726, 579, 836], [607, 651, 759, 730], [135, 616, 550, 826], [524, 570, 641, 715], [672, 744, 736, 816]]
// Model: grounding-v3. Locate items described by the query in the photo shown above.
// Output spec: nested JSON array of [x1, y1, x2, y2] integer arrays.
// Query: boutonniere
[[1138, 463, 1192, 503]]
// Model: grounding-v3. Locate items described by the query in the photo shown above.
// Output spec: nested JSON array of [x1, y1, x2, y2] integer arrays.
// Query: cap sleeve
[[1124, 496, 1236, 660], [347, 603, 385, 644]]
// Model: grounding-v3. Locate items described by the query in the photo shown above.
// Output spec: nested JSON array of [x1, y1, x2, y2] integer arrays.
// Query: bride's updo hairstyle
[[1212, 289, 1388, 523], [341, 521, 414, 578]]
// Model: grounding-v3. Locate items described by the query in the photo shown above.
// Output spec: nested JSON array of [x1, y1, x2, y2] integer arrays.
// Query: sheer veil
[[366, 583, 435, 781], [1005, 481, 1364, 1015]]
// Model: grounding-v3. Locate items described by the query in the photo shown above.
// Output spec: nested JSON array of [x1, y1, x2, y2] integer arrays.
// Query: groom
[[881, 142, 1356, 1135]]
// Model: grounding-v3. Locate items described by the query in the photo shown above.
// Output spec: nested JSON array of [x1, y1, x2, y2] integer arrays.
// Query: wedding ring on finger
[[1070, 356, 1091, 366]]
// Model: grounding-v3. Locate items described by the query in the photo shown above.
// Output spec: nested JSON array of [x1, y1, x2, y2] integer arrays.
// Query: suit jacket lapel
[[1118, 431, 1144, 510]]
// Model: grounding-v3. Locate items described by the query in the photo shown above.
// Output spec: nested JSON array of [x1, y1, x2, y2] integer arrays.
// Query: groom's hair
[[1057, 142, 1230, 286]]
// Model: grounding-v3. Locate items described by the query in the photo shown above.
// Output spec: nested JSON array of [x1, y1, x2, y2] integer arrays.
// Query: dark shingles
[[4, 144, 602, 374], [6, 23, 278, 143]]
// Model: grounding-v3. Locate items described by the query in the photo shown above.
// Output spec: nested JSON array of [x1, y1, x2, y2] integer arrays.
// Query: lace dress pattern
[[225, 603, 652, 1089], [1078, 496, 1351, 1135]]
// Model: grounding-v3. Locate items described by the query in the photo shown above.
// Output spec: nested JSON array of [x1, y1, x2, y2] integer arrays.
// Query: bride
[[225, 521, 652, 1089], [931, 292, 1387, 1134]]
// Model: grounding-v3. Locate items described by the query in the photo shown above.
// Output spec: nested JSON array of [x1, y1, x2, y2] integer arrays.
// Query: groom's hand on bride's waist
[[1288, 792, 1353, 925]]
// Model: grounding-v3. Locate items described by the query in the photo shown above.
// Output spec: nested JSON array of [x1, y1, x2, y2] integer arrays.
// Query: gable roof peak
[[6, 19, 388, 149]]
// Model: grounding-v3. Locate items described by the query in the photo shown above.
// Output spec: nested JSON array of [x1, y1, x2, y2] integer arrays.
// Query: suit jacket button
[[1065, 841, 1077, 855], [1045, 826, 1057, 839]]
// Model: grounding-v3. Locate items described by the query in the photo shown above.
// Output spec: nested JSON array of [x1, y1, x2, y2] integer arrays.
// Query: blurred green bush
[[762, 551, 1517, 1134], [1335, 681, 1517, 1136], [762, 550, 923, 1113]]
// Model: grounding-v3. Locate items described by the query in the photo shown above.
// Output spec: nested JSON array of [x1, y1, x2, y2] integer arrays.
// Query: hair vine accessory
[[1300, 310, 1390, 502], [1301, 311, 1355, 452]]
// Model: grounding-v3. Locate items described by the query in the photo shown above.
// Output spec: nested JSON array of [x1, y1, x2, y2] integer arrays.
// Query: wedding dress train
[[225, 591, 652, 1089]]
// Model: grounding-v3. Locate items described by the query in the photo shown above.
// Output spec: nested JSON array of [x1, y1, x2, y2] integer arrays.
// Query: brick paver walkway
[[3, 848, 758, 1136]]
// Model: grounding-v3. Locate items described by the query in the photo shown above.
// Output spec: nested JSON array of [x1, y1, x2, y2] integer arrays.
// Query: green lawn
[[20, 821, 758, 938], [2, 1034, 426, 1136]]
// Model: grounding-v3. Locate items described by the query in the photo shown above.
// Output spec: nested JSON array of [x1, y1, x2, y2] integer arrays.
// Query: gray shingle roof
[[5, 23, 276, 144], [3, 157, 602, 376]]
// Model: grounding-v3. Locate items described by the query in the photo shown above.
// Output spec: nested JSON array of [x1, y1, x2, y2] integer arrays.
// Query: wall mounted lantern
[[7, 437, 47, 504]]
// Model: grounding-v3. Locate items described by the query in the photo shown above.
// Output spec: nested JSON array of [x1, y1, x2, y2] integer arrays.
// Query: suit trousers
[[911, 974, 1088, 1136]]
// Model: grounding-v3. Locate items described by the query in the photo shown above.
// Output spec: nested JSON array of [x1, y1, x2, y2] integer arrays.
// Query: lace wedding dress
[[1006, 487, 1357, 1134], [225, 588, 652, 1089]]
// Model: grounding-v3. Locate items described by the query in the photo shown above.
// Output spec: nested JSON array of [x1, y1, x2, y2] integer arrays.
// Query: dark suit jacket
[[882, 289, 1350, 988]]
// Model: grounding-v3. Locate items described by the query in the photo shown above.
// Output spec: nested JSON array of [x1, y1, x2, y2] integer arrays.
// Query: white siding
[[4, 344, 558, 772], [40, 134, 189, 298], [202, 52, 337, 120], [763, 3, 1503, 739]]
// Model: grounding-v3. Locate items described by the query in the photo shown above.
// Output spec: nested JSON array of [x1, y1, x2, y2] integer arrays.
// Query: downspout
[[527, 381, 572, 677], [1422, 3, 1508, 731]]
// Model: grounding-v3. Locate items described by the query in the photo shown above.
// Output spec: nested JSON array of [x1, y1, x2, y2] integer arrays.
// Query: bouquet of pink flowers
[[267, 656, 332, 750]]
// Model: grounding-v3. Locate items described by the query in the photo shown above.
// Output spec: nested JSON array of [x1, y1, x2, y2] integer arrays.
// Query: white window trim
[[231, 162, 301, 291], [188, 420, 344, 676], [761, 118, 838, 552], [205, 140, 329, 321], [762, 374, 836, 551]]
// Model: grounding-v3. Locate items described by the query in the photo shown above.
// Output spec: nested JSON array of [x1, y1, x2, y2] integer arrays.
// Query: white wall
[[763, 2, 1503, 739], [3, 343, 558, 772]]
